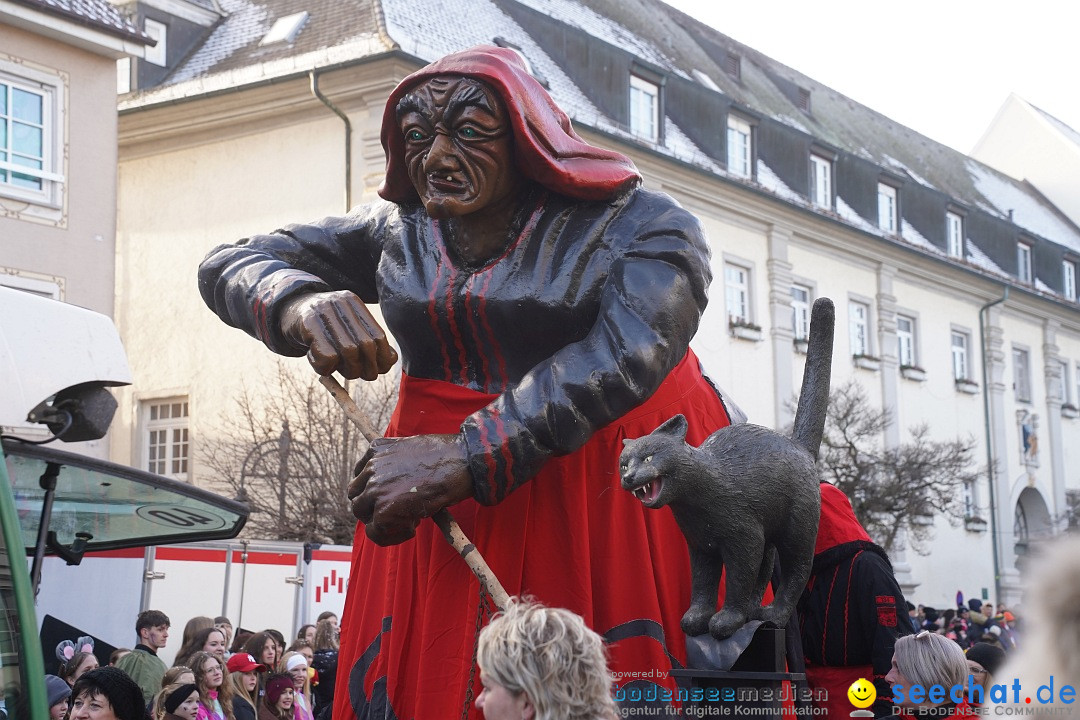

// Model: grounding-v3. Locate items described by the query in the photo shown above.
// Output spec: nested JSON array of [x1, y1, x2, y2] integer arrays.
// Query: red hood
[[815, 483, 871, 555], [379, 45, 641, 204]]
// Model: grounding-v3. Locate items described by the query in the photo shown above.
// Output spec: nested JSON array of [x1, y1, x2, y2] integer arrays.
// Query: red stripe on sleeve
[[427, 222, 454, 382]]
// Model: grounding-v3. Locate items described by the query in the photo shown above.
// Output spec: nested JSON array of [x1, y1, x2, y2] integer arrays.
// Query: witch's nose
[[424, 131, 460, 172]]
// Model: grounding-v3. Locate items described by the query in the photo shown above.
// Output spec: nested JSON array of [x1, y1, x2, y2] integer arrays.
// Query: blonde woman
[[475, 599, 618, 720], [885, 631, 976, 717], [225, 653, 263, 720], [279, 652, 312, 720]]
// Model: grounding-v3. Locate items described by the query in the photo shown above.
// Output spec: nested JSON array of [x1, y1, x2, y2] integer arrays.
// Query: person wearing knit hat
[[69, 666, 146, 720], [153, 683, 199, 720], [45, 674, 71, 720], [281, 653, 312, 720], [966, 642, 1007, 698], [258, 675, 293, 720]]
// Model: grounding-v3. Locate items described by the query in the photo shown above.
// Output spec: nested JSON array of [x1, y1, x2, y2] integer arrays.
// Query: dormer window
[[877, 182, 898, 234], [1017, 242, 1033, 284], [144, 18, 167, 67], [946, 211, 964, 258], [726, 115, 753, 178], [809, 153, 833, 209], [629, 74, 660, 142], [1064, 259, 1077, 301]]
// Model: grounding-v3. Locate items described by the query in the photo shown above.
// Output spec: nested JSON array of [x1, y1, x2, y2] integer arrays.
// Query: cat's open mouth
[[632, 479, 663, 506]]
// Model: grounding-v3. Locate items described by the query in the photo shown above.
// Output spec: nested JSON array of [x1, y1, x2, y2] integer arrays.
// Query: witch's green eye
[[407, 129, 425, 141], [459, 126, 478, 138]]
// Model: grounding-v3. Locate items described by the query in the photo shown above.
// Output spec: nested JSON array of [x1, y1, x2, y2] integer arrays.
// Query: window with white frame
[[0, 62, 63, 205], [849, 300, 870, 357], [727, 115, 752, 178], [1013, 347, 1031, 402], [1063, 260, 1077, 301], [810, 154, 832, 209], [951, 331, 971, 382], [896, 315, 916, 367], [1058, 359, 1071, 404], [1017, 242, 1033, 284], [878, 183, 898, 234], [791, 284, 811, 340], [144, 18, 168, 67], [725, 263, 751, 325], [963, 479, 975, 519], [946, 211, 964, 258], [629, 74, 659, 142], [145, 398, 190, 480]]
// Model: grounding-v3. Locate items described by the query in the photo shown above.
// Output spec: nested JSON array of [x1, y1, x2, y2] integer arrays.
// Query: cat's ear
[[622, 438, 633, 446], [655, 414, 688, 440]]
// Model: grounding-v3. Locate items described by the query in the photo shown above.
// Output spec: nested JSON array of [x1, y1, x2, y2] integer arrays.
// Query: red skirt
[[332, 350, 731, 720]]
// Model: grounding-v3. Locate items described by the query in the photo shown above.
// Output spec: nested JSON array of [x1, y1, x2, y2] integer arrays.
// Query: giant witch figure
[[199, 46, 740, 718]]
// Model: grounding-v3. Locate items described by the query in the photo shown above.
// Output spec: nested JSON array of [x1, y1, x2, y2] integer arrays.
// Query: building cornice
[[118, 39, 398, 112], [118, 55, 415, 160], [1, 0, 148, 58]]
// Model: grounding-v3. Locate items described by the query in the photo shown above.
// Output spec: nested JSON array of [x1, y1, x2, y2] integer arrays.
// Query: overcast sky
[[660, 0, 1079, 156]]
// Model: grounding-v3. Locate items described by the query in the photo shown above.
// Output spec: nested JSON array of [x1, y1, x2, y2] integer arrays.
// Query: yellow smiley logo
[[847, 678, 876, 709]]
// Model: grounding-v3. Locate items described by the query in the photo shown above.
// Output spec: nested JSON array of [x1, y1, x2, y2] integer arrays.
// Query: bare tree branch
[[814, 380, 981, 553], [197, 362, 399, 544]]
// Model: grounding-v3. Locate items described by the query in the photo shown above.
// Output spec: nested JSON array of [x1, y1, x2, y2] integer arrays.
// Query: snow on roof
[[661, 119, 724, 173], [115, 0, 1080, 287], [381, 0, 607, 126], [836, 196, 878, 235], [168, 0, 269, 83], [966, 240, 1008, 277], [966, 159, 1080, 252], [900, 220, 939, 254], [512, 0, 690, 80], [773, 114, 810, 134], [880, 154, 935, 190], [756, 161, 801, 204]]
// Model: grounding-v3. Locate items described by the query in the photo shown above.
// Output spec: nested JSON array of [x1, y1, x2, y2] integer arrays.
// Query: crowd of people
[[39, 598, 627, 720], [47, 611, 341, 720], [906, 600, 1019, 655], [876, 597, 1021, 718]]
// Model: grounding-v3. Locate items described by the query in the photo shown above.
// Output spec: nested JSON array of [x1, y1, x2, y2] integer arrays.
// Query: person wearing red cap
[[199, 45, 740, 719], [225, 654, 265, 720]]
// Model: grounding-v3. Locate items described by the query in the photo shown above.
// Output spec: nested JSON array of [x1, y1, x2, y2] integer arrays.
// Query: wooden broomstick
[[319, 374, 510, 610]]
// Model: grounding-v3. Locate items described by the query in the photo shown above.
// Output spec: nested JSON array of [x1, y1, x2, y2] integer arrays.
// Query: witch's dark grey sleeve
[[197, 202, 397, 355]]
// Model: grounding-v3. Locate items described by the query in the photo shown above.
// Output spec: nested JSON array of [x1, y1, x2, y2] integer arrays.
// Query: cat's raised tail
[[791, 297, 835, 459]]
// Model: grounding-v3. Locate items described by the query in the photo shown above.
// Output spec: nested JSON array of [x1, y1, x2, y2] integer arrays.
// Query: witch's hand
[[279, 291, 398, 380], [348, 434, 473, 546]]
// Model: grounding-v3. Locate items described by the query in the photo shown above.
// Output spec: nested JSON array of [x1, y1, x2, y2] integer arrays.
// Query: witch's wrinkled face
[[397, 77, 522, 219]]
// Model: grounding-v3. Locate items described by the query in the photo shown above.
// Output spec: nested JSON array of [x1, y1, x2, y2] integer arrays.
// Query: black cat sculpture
[[619, 297, 834, 640]]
